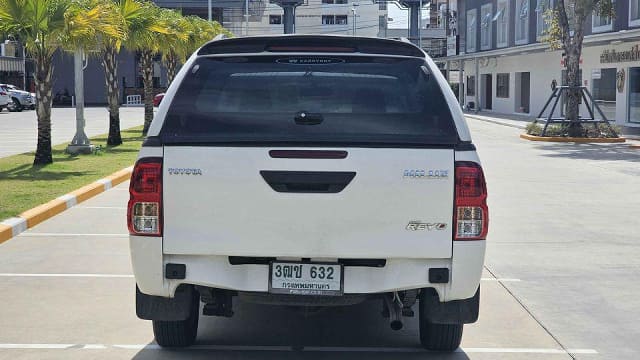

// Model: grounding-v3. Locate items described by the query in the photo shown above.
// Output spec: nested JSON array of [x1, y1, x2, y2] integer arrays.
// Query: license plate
[[269, 262, 343, 296]]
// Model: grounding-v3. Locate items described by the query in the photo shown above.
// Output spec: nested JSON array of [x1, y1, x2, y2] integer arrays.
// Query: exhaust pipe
[[383, 293, 403, 331]]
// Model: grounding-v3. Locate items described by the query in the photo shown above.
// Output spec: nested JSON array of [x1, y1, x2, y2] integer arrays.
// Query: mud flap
[[420, 287, 480, 324], [136, 285, 197, 321]]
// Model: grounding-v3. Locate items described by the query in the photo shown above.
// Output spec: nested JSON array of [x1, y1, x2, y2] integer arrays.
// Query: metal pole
[[66, 48, 93, 155], [409, 4, 419, 44], [474, 57, 479, 112], [418, 0, 422, 49], [283, 5, 295, 34], [352, 5, 357, 36], [208, 0, 212, 21], [22, 45, 26, 91], [459, 60, 465, 108], [245, 0, 249, 36]]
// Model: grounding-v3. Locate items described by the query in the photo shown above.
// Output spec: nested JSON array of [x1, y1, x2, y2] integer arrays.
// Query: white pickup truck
[[129, 35, 488, 351]]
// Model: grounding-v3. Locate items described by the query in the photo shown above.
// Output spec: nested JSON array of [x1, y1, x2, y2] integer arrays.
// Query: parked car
[[0, 86, 10, 112], [153, 93, 165, 107], [0, 84, 35, 111], [130, 35, 488, 352]]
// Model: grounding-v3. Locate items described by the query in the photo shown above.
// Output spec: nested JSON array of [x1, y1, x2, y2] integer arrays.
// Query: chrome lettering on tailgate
[[168, 168, 202, 175], [406, 221, 448, 231], [403, 169, 449, 179]]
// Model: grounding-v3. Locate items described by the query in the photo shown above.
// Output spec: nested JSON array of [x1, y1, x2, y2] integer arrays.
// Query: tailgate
[[163, 147, 454, 259]]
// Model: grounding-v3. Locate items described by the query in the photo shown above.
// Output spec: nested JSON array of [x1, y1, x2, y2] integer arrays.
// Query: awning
[[0, 56, 25, 72]]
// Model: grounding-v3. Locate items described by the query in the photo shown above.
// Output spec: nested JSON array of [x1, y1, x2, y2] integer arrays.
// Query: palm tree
[[101, 0, 158, 145], [0, 0, 122, 165], [158, 9, 190, 86], [120, 2, 170, 135], [160, 15, 230, 86]]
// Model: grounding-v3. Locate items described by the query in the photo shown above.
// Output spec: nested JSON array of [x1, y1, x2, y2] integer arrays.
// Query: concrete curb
[[520, 134, 627, 143], [0, 166, 133, 244]]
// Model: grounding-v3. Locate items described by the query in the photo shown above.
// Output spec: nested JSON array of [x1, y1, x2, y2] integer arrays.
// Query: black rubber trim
[[454, 142, 476, 151], [142, 136, 162, 147], [260, 171, 356, 193], [269, 150, 348, 159], [165, 263, 186, 280], [428, 268, 450, 284], [420, 287, 480, 324], [136, 285, 195, 321]]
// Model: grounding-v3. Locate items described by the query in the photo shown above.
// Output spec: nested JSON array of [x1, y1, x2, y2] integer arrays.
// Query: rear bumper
[[130, 237, 485, 302]]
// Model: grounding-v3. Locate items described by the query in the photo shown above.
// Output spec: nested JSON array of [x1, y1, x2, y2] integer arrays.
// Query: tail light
[[0, 92, 6, 96], [128, 158, 163, 236], [453, 161, 488, 240]]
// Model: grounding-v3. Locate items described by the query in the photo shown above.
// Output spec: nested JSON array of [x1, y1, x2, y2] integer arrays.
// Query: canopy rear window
[[160, 56, 458, 146]]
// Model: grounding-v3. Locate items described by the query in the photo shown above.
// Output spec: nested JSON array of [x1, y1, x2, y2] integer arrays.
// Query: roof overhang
[[0, 56, 24, 73], [440, 28, 640, 62]]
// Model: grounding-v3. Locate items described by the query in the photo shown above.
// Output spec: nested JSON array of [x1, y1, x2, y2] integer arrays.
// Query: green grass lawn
[[0, 127, 144, 220]]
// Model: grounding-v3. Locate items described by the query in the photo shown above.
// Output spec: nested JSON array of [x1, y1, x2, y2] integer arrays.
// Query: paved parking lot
[[0, 107, 144, 158], [0, 119, 638, 359]]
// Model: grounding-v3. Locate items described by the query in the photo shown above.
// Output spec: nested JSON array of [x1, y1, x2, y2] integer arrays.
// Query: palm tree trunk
[[103, 46, 122, 146], [166, 52, 177, 86], [141, 50, 154, 135], [33, 55, 54, 165]]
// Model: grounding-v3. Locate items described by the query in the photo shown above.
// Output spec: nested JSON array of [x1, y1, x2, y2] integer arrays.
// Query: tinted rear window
[[160, 56, 458, 146]]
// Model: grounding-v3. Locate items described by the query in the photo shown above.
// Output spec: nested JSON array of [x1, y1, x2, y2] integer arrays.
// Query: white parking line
[[0, 274, 134, 278], [18, 233, 129, 237], [481, 278, 522, 282], [0, 344, 598, 354], [75, 206, 127, 210]]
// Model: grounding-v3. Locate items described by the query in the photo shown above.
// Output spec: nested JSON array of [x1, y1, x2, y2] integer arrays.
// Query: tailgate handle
[[260, 171, 356, 193]]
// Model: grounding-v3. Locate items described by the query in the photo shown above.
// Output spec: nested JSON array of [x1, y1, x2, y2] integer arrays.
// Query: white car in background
[[0, 86, 10, 112], [0, 83, 35, 111]]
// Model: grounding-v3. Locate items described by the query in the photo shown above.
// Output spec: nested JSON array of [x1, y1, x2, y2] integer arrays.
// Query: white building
[[442, 0, 640, 136], [223, 0, 388, 38]]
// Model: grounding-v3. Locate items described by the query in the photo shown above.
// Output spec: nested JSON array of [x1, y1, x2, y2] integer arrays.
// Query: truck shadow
[[536, 143, 640, 163], [131, 299, 471, 360]]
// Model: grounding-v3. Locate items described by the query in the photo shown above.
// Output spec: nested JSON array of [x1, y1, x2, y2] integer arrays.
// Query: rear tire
[[418, 290, 463, 351], [419, 320, 463, 351], [152, 290, 200, 347]]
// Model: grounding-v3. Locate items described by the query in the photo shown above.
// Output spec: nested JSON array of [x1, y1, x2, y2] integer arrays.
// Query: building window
[[480, 4, 492, 50], [631, 0, 640, 27], [592, 12, 612, 33], [322, 0, 348, 4], [497, 73, 509, 98], [322, 15, 348, 25], [516, 0, 529, 44], [536, 0, 551, 39], [379, 1, 387, 10], [495, 0, 509, 47], [466, 9, 477, 53], [466, 75, 476, 96], [269, 15, 282, 24]]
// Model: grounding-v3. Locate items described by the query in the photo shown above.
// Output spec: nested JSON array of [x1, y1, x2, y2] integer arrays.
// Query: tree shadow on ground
[[0, 165, 88, 181], [535, 143, 640, 163]]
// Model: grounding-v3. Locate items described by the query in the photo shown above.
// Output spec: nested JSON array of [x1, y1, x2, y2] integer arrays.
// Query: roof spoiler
[[197, 35, 425, 58]]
